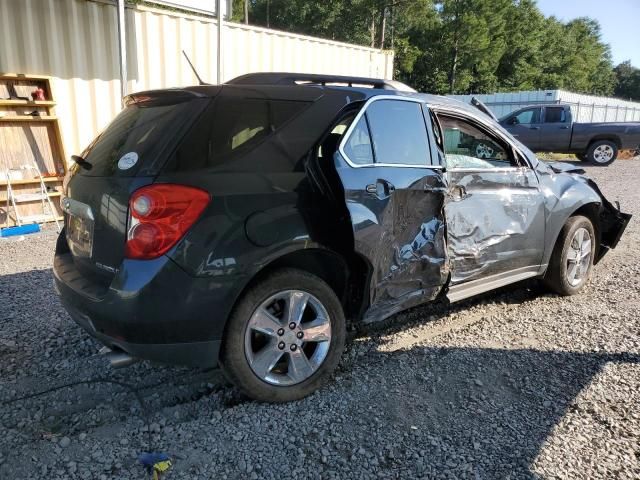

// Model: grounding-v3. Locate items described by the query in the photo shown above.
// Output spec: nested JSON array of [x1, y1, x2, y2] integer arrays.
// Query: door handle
[[529, 126, 540, 130], [366, 179, 395, 199], [559, 125, 569, 129]]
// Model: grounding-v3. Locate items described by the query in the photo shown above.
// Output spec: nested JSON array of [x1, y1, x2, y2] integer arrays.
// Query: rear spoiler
[[470, 97, 497, 121], [123, 89, 207, 107]]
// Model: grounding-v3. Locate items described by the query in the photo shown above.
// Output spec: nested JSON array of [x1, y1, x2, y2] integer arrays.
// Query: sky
[[536, 0, 640, 67]]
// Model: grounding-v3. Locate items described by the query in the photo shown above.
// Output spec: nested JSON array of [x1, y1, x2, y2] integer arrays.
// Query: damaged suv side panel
[[535, 161, 631, 265], [334, 96, 449, 322], [337, 96, 631, 320]]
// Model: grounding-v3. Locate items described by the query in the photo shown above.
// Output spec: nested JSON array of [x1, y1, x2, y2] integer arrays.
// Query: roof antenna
[[182, 50, 210, 85]]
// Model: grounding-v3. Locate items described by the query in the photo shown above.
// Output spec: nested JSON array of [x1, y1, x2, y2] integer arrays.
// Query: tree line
[[230, 0, 640, 100]]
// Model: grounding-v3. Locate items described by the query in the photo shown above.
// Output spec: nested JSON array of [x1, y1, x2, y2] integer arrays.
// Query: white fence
[[450, 90, 640, 123], [0, 0, 394, 161]]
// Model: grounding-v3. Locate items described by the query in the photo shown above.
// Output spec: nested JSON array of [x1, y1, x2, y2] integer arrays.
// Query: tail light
[[125, 184, 210, 260]]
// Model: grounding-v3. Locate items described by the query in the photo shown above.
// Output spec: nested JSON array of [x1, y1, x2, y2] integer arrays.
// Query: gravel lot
[[1, 159, 639, 479]]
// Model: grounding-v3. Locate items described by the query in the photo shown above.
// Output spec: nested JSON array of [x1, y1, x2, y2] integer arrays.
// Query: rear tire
[[544, 216, 596, 296], [220, 268, 346, 402], [586, 140, 618, 166]]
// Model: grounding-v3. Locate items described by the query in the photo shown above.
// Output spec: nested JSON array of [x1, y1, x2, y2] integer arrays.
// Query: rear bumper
[[53, 248, 245, 368], [58, 293, 221, 367]]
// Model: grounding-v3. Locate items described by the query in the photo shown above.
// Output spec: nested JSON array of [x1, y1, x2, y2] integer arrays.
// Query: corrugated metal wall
[[450, 90, 640, 123], [0, 0, 394, 161]]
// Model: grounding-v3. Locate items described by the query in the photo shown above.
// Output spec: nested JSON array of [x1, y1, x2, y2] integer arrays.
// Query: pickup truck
[[499, 104, 640, 165]]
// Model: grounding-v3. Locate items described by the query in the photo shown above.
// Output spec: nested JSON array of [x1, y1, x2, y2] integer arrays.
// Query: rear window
[[167, 96, 310, 171], [78, 98, 208, 177]]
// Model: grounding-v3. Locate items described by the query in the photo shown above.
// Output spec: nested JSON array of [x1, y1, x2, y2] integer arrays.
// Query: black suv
[[54, 73, 630, 402]]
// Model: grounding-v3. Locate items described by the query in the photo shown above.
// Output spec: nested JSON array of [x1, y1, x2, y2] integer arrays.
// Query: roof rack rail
[[226, 72, 416, 92]]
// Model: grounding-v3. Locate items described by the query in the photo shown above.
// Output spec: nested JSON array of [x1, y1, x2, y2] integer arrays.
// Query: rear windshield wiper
[[71, 155, 92, 170]]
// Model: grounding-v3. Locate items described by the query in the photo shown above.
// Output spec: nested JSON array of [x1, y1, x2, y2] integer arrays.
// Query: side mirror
[[508, 117, 519, 125]]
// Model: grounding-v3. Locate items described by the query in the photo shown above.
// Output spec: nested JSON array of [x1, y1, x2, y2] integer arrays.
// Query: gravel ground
[[1, 159, 639, 479]]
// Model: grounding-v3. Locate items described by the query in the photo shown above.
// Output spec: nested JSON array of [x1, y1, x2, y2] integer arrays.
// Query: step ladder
[[4, 162, 61, 233]]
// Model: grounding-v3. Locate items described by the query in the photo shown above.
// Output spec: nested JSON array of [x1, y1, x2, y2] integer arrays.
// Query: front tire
[[544, 216, 596, 295], [586, 140, 618, 166], [220, 268, 346, 402]]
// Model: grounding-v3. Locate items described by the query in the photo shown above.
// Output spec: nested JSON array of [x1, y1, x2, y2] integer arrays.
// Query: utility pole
[[266, 0, 270, 28], [244, 0, 249, 24], [117, 0, 127, 101], [217, 0, 223, 83]]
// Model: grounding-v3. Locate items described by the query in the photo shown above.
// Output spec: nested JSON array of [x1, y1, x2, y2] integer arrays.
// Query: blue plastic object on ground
[[0, 224, 40, 237], [138, 452, 172, 479]]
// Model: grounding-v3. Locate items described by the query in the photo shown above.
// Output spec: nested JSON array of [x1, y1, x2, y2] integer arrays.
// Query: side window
[[319, 113, 355, 160], [509, 107, 541, 125], [366, 100, 431, 166], [544, 107, 566, 123], [343, 116, 374, 165], [171, 97, 309, 170], [437, 114, 517, 169]]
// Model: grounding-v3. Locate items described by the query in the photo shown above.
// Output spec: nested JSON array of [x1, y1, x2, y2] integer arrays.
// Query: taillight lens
[[125, 184, 210, 260]]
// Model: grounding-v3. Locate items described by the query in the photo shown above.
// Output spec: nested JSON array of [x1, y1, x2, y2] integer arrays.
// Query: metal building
[[449, 90, 640, 123]]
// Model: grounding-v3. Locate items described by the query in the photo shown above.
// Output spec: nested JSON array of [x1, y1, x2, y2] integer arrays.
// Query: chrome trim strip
[[447, 167, 529, 173], [338, 95, 439, 169], [446, 265, 540, 303]]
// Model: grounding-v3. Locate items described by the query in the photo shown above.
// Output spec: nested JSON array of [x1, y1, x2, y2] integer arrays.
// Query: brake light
[[125, 184, 210, 260]]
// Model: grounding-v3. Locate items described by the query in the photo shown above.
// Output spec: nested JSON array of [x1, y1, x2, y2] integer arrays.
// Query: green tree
[[614, 61, 640, 100], [238, 0, 619, 97]]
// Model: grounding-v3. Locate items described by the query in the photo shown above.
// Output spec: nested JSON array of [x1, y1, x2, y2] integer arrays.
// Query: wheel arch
[[542, 200, 602, 272], [224, 244, 372, 338], [587, 135, 622, 149]]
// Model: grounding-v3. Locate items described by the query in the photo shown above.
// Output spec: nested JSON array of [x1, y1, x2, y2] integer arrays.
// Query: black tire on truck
[[586, 140, 618, 166]]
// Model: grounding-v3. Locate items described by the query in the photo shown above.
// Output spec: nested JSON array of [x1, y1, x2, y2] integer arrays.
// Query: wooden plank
[[0, 121, 65, 176], [0, 100, 56, 106], [0, 176, 63, 186], [0, 73, 52, 81], [0, 115, 57, 122]]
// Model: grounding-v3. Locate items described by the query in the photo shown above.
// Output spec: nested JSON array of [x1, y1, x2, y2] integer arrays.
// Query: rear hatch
[[63, 90, 212, 285]]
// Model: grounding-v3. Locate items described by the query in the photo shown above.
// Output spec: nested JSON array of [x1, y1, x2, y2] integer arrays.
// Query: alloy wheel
[[244, 290, 332, 386], [566, 227, 592, 286], [592, 144, 614, 164]]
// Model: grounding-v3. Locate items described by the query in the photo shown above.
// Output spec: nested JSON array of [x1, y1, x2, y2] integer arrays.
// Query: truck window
[[511, 107, 541, 125], [545, 107, 566, 123]]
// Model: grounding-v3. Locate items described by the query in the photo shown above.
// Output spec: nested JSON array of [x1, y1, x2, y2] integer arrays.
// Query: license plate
[[66, 214, 94, 258]]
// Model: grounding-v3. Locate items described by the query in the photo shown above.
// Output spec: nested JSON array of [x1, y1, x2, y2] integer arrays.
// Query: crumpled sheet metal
[[358, 179, 449, 324], [445, 169, 545, 283]]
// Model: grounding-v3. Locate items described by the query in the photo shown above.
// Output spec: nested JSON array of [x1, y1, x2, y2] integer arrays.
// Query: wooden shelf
[[0, 73, 53, 81], [0, 99, 56, 106], [0, 115, 57, 122], [0, 176, 63, 186], [1, 74, 67, 228]]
